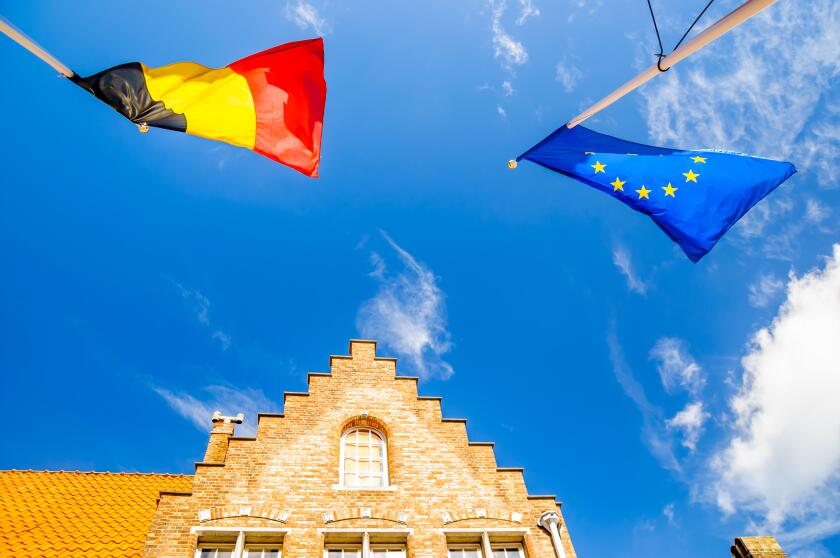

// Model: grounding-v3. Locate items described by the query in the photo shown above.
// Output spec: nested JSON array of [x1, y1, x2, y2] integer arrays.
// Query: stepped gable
[[0, 470, 192, 558], [146, 339, 575, 558]]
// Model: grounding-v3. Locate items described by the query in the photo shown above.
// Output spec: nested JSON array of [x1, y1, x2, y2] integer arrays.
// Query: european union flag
[[517, 125, 796, 262]]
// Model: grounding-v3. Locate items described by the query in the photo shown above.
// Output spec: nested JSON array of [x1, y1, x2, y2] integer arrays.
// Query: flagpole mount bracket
[[507, 159, 518, 170], [137, 122, 150, 134]]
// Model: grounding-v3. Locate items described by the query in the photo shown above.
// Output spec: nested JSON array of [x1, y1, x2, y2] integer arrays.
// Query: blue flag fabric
[[517, 125, 796, 262]]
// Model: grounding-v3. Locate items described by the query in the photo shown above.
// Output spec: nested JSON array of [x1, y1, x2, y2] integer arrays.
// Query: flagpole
[[0, 17, 74, 77], [565, 0, 777, 129]]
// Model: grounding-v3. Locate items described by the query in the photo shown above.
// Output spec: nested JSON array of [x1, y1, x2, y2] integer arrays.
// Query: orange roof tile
[[0, 470, 193, 558]]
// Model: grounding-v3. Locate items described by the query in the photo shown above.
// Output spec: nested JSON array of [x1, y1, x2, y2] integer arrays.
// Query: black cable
[[645, 0, 668, 71], [646, 0, 716, 72], [672, 0, 716, 51]]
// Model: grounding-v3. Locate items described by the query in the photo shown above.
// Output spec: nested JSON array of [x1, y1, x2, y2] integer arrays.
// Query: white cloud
[[650, 337, 704, 396], [555, 60, 583, 93], [154, 385, 278, 437], [489, 0, 528, 70], [515, 0, 540, 25], [285, 1, 328, 36], [805, 198, 831, 225], [711, 245, 840, 539], [666, 401, 709, 451], [356, 231, 454, 380], [662, 503, 676, 525], [502, 80, 515, 96], [607, 327, 680, 472], [172, 281, 231, 351], [748, 273, 785, 309], [612, 244, 648, 295], [640, 0, 840, 186], [496, 105, 507, 118]]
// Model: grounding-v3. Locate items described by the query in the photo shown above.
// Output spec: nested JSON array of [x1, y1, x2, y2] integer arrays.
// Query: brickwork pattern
[[731, 537, 788, 558], [143, 340, 576, 558]]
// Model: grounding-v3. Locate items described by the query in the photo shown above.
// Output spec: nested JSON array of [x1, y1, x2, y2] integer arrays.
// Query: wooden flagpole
[[565, 0, 777, 129], [0, 16, 74, 77]]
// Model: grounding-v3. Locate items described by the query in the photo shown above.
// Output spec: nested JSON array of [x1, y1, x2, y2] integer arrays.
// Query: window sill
[[331, 484, 398, 491]]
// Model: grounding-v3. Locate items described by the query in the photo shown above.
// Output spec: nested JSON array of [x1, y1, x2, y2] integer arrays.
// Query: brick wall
[[731, 537, 788, 558], [142, 340, 576, 558]]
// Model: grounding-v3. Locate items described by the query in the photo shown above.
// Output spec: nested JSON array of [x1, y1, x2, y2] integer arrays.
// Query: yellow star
[[592, 161, 606, 174], [662, 183, 677, 197], [683, 169, 700, 183], [636, 185, 651, 199], [610, 177, 626, 192], [691, 156, 707, 164], [584, 151, 596, 155]]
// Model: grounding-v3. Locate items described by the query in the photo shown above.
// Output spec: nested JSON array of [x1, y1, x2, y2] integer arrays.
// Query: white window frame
[[323, 545, 362, 558], [195, 545, 236, 558], [192, 528, 286, 558], [369, 544, 407, 558], [490, 543, 526, 558], [447, 545, 483, 558], [338, 426, 389, 488], [243, 544, 283, 558]]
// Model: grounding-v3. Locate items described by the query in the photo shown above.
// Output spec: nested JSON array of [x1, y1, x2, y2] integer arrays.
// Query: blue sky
[[1, 1, 839, 557]]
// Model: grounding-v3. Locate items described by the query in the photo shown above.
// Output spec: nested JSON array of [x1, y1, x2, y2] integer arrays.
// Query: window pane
[[345, 445, 358, 458], [357, 445, 370, 458], [216, 551, 233, 558], [464, 550, 482, 558], [493, 550, 507, 558], [371, 445, 382, 458], [344, 473, 357, 485]]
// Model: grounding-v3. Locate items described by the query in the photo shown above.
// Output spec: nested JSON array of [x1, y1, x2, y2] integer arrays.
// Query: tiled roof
[[0, 470, 193, 558]]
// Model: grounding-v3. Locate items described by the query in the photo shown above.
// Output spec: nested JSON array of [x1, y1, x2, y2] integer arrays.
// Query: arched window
[[340, 427, 388, 487]]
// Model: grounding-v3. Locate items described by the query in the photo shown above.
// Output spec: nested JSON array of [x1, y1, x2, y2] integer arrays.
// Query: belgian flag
[[70, 38, 326, 176]]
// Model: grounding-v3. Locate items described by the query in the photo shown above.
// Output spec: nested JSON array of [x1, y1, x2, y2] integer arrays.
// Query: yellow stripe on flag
[[141, 62, 256, 149]]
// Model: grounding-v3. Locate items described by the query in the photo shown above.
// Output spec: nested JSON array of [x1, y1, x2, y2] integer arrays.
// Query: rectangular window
[[448, 547, 483, 558], [324, 547, 361, 558], [370, 546, 406, 558], [491, 546, 525, 558], [197, 547, 234, 558], [243, 546, 281, 558]]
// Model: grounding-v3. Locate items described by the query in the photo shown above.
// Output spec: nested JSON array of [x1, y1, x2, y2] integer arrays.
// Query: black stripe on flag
[[71, 63, 187, 132]]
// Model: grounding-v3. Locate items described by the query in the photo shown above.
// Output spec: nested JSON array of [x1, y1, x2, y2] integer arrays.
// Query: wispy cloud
[[666, 401, 709, 451], [748, 273, 785, 309], [805, 198, 831, 225], [496, 105, 508, 118], [502, 80, 515, 96], [662, 503, 676, 526], [489, 0, 529, 71], [356, 230, 454, 380], [172, 281, 231, 351], [710, 244, 840, 545], [607, 325, 680, 472], [153, 385, 279, 437], [285, 0, 328, 36], [515, 0, 540, 25], [650, 337, 704, 396], [555, 59, 583, 93], [612, 244, 648, 295]]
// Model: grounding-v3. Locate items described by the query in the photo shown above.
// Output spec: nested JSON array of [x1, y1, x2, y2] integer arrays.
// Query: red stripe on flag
[[229, 38, 326, 177]]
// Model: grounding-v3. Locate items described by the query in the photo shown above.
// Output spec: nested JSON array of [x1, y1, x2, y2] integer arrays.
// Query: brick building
[[0, 339, 789, 558]]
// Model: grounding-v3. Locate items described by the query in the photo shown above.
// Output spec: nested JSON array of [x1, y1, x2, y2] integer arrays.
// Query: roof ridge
[[0, 469, 192, 477]]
